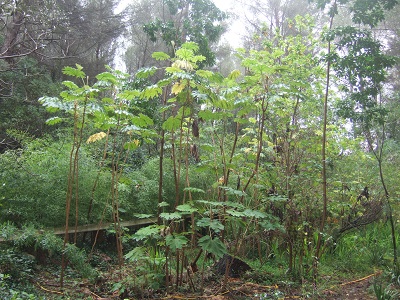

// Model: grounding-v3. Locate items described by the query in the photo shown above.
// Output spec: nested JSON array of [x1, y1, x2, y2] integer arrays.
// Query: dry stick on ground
[[35, 282, 64, 295], [324, 270, 382, 293], [338, 271, 382, 286]]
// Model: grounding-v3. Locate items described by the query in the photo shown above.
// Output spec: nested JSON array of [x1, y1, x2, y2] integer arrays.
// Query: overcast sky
[[213, 0, 245, 47]]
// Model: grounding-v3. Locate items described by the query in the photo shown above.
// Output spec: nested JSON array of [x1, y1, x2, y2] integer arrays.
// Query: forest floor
[[158, 274, 379, 299], [317, 274, 378, 300], [33, 264, 382, 300]]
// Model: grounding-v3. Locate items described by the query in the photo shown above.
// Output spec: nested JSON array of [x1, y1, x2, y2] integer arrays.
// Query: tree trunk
[[1, 10, 25, 61]]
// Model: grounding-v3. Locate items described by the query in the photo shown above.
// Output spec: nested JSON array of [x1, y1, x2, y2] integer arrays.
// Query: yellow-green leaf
[[86, 132, 107, 143], [152, 52, 170, 61], [172, 60, 193, 71], [196, 70, 214, 78], [171, 81, 187, 94], [228, 69, 241, 80]]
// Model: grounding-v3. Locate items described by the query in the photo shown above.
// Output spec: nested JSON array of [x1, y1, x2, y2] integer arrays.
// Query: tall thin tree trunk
[[314, 1, 336, 284], [1, 10, 24, 61], [158, 90, 168, 225], [365, 124, 397, 270], [60, 101, 79, 288]]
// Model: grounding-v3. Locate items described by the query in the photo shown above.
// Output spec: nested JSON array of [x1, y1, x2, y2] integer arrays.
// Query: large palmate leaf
[[141, 85, 162, 99], [133, 225, 160, 241], [176, 203, 198, 213], [198, 236, 227, 260], [162, 115, 181, 131], [136, 66, 159, 79], [160, 212, 183, 220], [166, 234, 189, 251], [196, 218, 224, 233], [152, 52, 170, 61], [62, 64, 85, 78]]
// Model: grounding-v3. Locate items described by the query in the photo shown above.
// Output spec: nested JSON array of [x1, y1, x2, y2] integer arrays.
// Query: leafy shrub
[[0, 57, 61, 152], [0, 249, 35, 285], [373, 281, 399, 300], [125, 157, 216, 217], [0, 273, 41, 300], [0, 223, 97, 279], [124, 158, 176, 216], [0, 136, 113, 227], [0, 248, 41, 299]]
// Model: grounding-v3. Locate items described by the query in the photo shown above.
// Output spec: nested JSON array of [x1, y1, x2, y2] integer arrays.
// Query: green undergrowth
[[1, 221, 400, 299], [0, 223, 97, 299]]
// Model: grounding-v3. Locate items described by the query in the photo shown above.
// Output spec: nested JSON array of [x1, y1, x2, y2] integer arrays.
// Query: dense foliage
[[1, 0, 400, 298]]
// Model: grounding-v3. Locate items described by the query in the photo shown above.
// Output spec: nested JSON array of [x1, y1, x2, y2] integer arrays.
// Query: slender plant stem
[[314, 0, 336, 284], [158, 89, 168, 225]]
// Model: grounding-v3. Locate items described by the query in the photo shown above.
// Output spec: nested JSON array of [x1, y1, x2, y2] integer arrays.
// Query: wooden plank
[[53, 217, 158, 235], [0, 217, 158, 242]]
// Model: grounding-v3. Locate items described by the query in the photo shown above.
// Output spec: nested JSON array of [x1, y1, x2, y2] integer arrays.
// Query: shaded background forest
[[1, 0, 400, 299], [2, 0, 400, 149]]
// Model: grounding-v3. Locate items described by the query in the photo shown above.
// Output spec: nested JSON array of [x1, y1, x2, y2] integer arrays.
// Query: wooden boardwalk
[[53, 217, 158, 235], [0, 217, 158, 242]]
